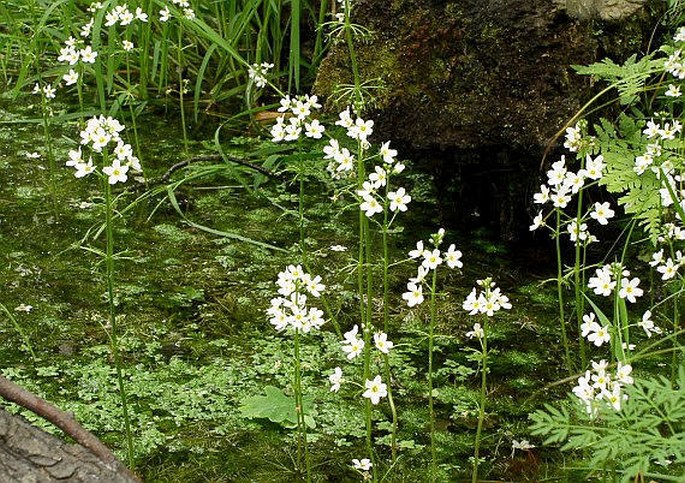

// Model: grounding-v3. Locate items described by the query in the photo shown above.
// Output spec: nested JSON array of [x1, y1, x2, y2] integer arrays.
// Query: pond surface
[[0, 95, 570, 482]]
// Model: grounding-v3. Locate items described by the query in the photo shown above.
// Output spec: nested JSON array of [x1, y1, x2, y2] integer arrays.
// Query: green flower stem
[[382, 183, 398, 464], [343, 0, 362, 109], [40, 95, 56, 207], [574, 177, 587, 369], [428, 268, 438, 480], [292, 327, 311, 481], [104, 179, 135, 469], [472, 317, 488, 483], [555, 209, 573, 374], [383, 353, 398, 463], [177, 24, 189, 155]]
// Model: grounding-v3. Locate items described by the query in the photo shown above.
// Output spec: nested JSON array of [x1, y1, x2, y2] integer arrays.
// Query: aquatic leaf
[[239, 386, 315, 429]]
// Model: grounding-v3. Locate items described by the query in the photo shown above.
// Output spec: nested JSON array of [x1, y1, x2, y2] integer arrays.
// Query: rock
[[0, 408, 138, 482], [314, 0, 662, 239]]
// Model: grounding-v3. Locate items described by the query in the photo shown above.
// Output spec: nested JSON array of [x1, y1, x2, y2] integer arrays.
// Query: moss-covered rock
[[315, 0, 660, 151]]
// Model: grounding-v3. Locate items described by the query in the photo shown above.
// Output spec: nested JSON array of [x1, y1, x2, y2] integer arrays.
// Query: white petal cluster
[[271, 94, 323, 142], [462, 278, 512, 317], [362, 375, 387, 405], [402, 230, 462, 308], [104, 5, 148, 27], [579, 313, 610, 347], [266, 265, 326, 334], [587, 263, 643, 302], [572, 360, 633, 415], [649, 248, 685, 281], [68, 116, 141, 183], [247, 62, 274, 89]]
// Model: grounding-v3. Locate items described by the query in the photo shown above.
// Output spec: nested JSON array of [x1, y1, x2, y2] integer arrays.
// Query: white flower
[[584, 154, 605, 180], [402, 282, 424, 307], [666, 84, 682, 97], [444, 244, 463, 269], [362, 375, 387, 405], [122, 40, 135, 52], [408, 240, 424, 259], [587, 323, 611, 347], [74, 160, 95, 178], [638, 310, 662, 337], [352, 458, 372, 471], [373, 332, 394, 354], [102, 160, 129, 184], [588, 266, 615, 297], [159, 6, 171, 21], [183, 7, 196, 19], [546, 158, 567, 186], [590, 201, 615, 225], [80, 45, 98, 63], [368, 165, 387, 188], [529, 211, 544, 231], [533, 185, 550, 204], [657, 258, 679, 280], [360, 195, 383, 218], [466, 322, 484, 339], [342, 334, 364, 360], [580, 313, 598, 337], [323, 138, 340, 159], [349, 117, 374, 141], [330, 244, 347, 252], [619, 277, 643, 303], [335, 107, 354, 129], [304, 119, 325, 138], [388, 187, 411, 212], [329, 367, 343, 392], [26, 152, 41, 159], [379, 141, 397, 164], [421, 249, 443, 270], [644, 119, 661, 138], [135, 7, 148, 22], [42, 84, 56, 99], [62, 69, 79, 86]]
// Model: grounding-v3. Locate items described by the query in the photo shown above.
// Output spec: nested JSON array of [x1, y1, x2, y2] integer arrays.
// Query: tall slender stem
[[472, 318, 488, 483], [104, 180, 135, 469], [177, 25, 189, 154], [428, 268, 438, 480], [555, 209, 573, 374]]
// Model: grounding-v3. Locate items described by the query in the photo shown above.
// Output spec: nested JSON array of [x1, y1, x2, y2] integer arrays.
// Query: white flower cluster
[[587, 263, 643, 303], [665, 49, 685, 79], [462, 278, 512, 319], [356, 164, 409, 218], [104, 4, 148, 27], [572, 359, 633, 414], [330, 326, 391, 403], [402, 229, 463, 307], [580, 313, 610, 347], [334, 106, 375, 144], [32, 82, 56, 99], [159, 0, 196, 21], [266, 265, 326, 333], [271, 94, 324, 142], [531, 154, 610, 242], [57, 36, 97, 65], [649, 248, 685, 280], [247, 62, 274, 89], [67, 115, 141, 183]]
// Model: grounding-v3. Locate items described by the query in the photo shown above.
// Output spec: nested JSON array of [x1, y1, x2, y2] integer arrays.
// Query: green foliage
[[239, 385, 316, 429], [530, 367, 685, 482], [573, 54, 662, 105], [594, 114, 666, 239]]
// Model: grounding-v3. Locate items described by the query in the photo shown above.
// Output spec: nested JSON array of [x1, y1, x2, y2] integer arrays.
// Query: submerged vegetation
[[1, 0, 685, 482]]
